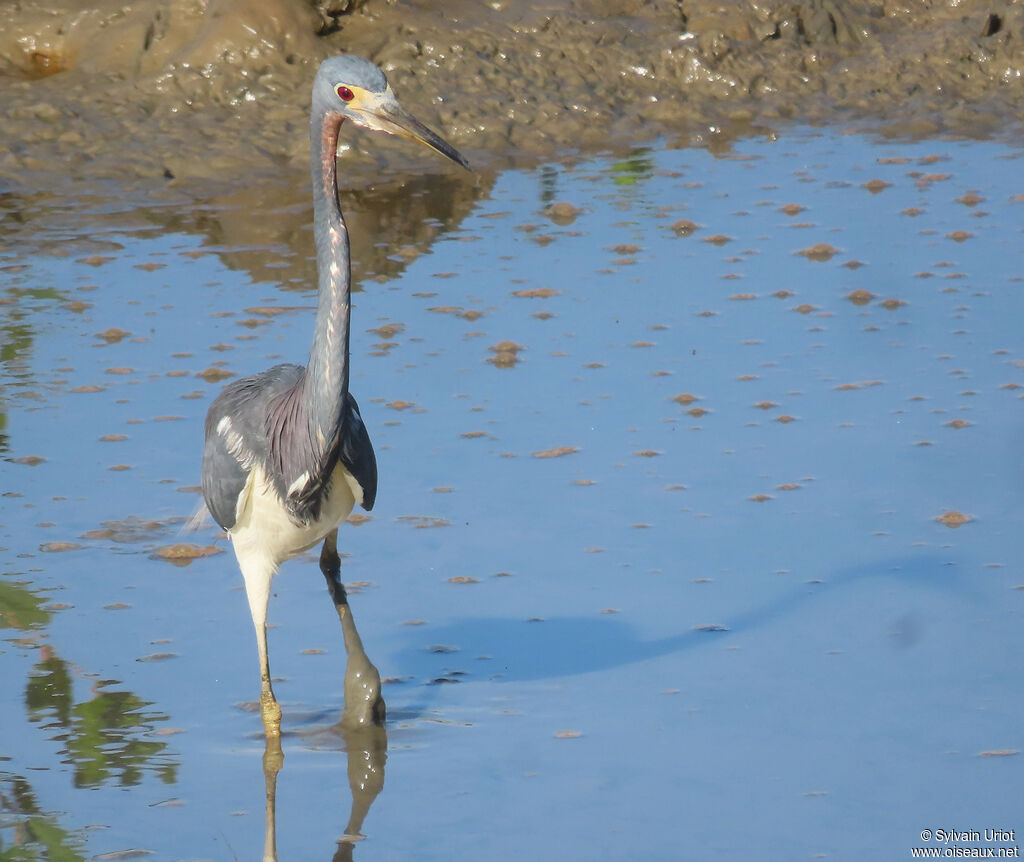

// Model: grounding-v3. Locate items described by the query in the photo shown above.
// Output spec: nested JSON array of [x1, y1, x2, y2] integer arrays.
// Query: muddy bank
[[1, 0, 1022, 202]]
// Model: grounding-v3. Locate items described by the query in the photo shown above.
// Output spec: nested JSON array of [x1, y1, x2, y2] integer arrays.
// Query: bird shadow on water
[[391, 553, 973, 694]]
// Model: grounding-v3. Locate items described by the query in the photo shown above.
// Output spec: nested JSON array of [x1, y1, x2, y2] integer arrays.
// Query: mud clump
[[488, 340, 525, 368], [672, 393, 701, 406], [936, 510, 972, 528], [151, 543, 223, 566], [532, 446, 579, 459], [543, 202, 582, 225], [670, 219, 701, 237], [797, 243, 840, 262]]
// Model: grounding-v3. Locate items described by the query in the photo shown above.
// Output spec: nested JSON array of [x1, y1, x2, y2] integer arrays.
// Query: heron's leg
[[320, 530, 386, 728], [239, 552, 282, 736]]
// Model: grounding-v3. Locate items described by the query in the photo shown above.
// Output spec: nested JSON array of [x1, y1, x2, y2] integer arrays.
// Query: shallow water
[[2, 129, 1023, 860]]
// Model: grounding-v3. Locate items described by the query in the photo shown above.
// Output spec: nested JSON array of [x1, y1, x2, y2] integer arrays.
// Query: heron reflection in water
[[199, 55, 470, 735], [260, 606, 388, 860]]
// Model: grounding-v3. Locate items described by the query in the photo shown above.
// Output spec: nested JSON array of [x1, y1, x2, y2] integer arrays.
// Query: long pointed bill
[[358, 96, 470, 170]]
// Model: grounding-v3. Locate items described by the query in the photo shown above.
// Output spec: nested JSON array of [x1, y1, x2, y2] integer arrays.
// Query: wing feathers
[[201, 364, 377, 530]]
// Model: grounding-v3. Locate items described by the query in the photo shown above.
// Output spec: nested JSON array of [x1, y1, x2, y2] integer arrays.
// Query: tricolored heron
[[200, 55, 469, 736]]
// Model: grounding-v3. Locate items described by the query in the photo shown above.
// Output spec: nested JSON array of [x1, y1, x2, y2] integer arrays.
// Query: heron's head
[[314, 54, 470, 170]]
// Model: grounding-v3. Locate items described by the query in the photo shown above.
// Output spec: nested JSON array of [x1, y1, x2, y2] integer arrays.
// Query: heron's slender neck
[[303, 108, 352, 457]]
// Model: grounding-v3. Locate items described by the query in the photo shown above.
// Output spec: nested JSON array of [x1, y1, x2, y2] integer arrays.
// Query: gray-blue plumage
[[313, 54, 388, 101], [201, 364, 376, 531], [198, 53, 468, 736]]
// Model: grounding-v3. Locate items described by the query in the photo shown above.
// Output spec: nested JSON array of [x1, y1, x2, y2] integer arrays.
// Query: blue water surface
[[1, 128, 1022, 861]]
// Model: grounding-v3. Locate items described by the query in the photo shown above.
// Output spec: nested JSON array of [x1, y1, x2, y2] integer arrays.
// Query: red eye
[[336, 85, 355, 102]]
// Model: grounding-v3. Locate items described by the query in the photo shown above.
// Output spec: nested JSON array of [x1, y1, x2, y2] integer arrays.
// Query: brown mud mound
[[0, 0, 1022, 199]]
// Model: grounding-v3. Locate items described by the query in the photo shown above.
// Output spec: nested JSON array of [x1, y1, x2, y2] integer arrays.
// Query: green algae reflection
[[25, 651, 177, 788], [609, 149, 655, 186], [0, 772, 87, 862], [0, 581, 50, 631]]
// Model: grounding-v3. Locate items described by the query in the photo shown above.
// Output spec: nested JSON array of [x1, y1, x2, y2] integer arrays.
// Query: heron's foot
[[261, 686, 282, 736]]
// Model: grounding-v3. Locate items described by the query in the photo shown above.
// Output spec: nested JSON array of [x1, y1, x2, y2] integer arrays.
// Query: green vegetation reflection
[[25, 649, 178, 788], [609, 149, 655, 186], [0, 581, 50, 631], [0, 772, 86, 862]]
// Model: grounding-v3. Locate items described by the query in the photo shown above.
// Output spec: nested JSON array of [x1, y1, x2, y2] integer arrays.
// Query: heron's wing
[[201, 364, 304, 531], [201, 428, 248, 531], [202, 365, 375, 527], [339, 391, 377, 511]]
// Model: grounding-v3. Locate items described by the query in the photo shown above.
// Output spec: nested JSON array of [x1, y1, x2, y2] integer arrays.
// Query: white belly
[[229, 462, 357, 569]]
